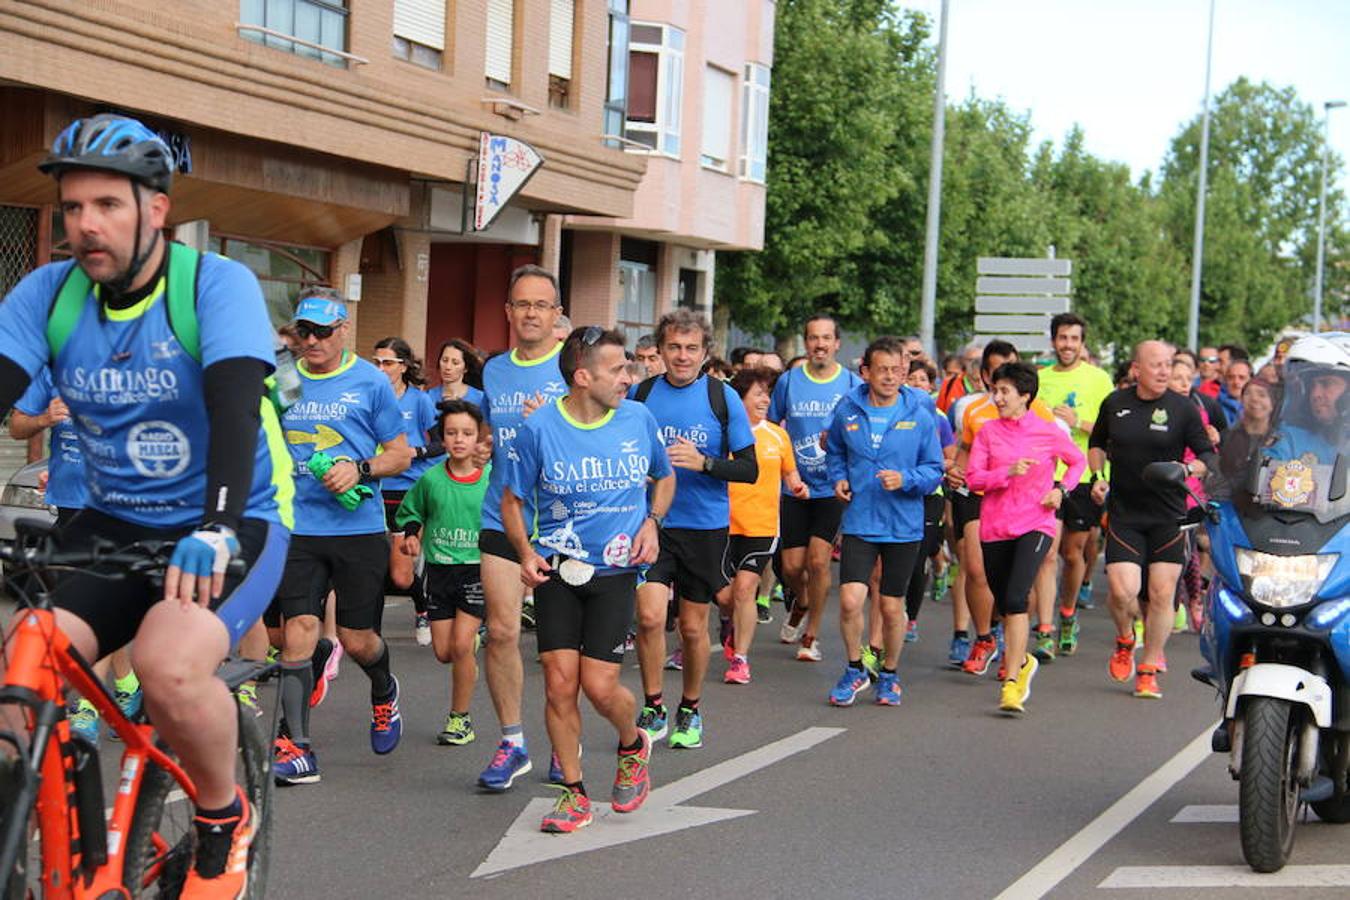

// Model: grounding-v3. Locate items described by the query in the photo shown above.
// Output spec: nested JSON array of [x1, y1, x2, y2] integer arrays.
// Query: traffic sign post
[[973, 256, 1072, 356]]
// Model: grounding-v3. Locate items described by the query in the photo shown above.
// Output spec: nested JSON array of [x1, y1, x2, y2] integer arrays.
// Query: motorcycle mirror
[[1142, 461, 1186, 487], [1330, 453, 1347, 502]]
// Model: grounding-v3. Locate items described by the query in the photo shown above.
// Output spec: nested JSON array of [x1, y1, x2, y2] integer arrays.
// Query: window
[[740, 62, 770, 182], [209, 235, 331, 328], [625, 22, 683, 157], [548, 0, 575, 109], [392, 0, 445, 70], [239, 0, 349, 67], [602, 0, 630, 146], [701, 66, 734, 171], [485, 0, 515, 89]]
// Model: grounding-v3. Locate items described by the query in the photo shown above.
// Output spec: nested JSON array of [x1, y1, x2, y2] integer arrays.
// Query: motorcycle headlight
[[0, 483, 49, 510], [1235, 549, 1338, 609]]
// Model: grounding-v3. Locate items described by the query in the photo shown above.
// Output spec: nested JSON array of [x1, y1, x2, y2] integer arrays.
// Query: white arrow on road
[[472, 726, 846, 878]]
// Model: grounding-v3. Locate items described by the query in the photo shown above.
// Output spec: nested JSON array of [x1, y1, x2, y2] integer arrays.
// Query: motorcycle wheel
[[1238, 697, 1300, 872]]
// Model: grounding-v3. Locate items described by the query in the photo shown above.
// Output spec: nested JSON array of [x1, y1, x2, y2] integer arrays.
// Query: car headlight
[[1235, 548, 1338, 609], [0, 483, 49, 510]]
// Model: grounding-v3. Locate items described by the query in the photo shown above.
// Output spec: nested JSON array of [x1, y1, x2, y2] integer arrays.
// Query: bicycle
[[0, 519, 276, 898]]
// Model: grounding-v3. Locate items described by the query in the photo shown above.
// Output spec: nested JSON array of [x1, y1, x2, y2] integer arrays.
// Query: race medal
[[1270, 459, 1315, 508], [559, 556, 595, 586]]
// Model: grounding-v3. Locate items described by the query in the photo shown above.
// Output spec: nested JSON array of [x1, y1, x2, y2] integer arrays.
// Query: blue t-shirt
[[282, 352, 403, 536], [0, 254, 289, 529], [383, 386, 438, 491], [14, 367, 86, 510], [768, 363, 863, 498], [480, 344, 567, 532], [427, 383, 485, 411], [631, 374, 755, 530], [507, 399, 671, 574]]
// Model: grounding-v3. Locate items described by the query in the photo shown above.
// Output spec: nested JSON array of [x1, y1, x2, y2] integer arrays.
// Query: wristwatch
[[357, 459, 373, 479], [701, 456, 714, 474], [648, 512, 665, 529]]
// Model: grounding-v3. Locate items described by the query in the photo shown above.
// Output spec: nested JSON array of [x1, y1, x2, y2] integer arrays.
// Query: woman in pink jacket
[[966, 362, 1085, 713]]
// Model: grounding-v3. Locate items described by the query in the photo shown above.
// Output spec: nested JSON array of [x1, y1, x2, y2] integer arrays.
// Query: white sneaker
[[415, 613, 432, 647], [779, 619, 805, 644], [796, 636, 822, 662]]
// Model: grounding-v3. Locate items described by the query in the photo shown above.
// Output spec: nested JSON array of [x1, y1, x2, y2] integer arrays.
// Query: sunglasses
[[373, 357, 404, 368], [296, 321, 339, 340], [1200, 356, 1220, 364], [581, 325, 604, 346]]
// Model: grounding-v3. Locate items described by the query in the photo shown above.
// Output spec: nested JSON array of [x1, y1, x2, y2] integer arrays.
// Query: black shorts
[[981, 531, 1053, 617], [779, 496, 844, 550], [1059, 483, 1103, 533], [51, 509, 289, 657], [382, 490, 406, 532], [267, 532, 389, 630], [535, 572, 637, 664], [950, 489, 982, 535], [920, 493, 945, 557], [477, 528, 519, 564], [423, 563, 484, 621], [838, 534, 921, 597], [721, 535, 779, 582], [645, 527, 729, 605], [1105, 520, 1186, 567]]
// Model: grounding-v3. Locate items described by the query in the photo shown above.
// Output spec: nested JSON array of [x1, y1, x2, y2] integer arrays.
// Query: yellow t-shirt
[[730, 420, 796, 537]]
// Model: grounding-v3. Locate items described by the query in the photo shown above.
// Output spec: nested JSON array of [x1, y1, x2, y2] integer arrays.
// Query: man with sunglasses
[[1195, 346, 1222, 399], [268, 290, 413, 785]]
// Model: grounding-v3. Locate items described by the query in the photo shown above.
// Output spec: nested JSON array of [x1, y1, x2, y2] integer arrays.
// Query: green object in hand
[[307, 451, 374, 512]]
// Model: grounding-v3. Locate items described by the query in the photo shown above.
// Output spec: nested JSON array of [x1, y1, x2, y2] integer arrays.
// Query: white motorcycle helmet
[[1284, 332, 1350, 372], [1279, 333, 1350, 433]]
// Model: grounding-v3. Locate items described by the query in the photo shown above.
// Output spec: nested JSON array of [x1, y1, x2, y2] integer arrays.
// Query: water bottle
[[271, 333, 303, 412]]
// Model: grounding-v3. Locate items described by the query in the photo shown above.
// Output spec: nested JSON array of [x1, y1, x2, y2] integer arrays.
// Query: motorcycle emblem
[[1270, 459, 1315, 508]]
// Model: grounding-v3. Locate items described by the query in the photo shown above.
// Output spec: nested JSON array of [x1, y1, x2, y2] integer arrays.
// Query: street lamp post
[[1314, 100, 1346, 334], [918, 0, 949, 358], [1186, 0, 1216, 352]]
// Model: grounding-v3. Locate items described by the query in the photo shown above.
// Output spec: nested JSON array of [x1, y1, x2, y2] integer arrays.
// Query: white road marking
[[472, 726, 846, 879], [1171, 803, 1323, 824], [991, 725, 1215, 900], [1100, 865, 1350, 888]]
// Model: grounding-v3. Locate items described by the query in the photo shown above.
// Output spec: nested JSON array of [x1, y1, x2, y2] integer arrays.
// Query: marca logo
[[893, 421, 916, 430], [619, 439, 640, 454], [338, 391, 362, 405]]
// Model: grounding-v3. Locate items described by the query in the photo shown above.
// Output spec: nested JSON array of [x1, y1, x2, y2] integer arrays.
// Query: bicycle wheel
[[122, 699, 275, 898], [0, 753, 42, 900]]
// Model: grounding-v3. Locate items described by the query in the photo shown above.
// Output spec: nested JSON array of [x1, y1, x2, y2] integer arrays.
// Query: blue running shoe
[[107, 685, 144, 743], [547, 745, 581, 784], [369, 676, 402, 755], [273, 737, 320, 785], [948, 634, 972, 668], [1078, 582, 1095, 609], [637, 705, 668, 742], [993, 622, 1006, 659], [68, 702, 99, 745], [875, 671, 903, 706], [828, 666, 871, 707], [478, 741, 533, 791]]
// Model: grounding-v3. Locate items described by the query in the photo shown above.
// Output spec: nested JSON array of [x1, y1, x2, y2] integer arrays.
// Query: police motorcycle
[[1146, 333, 1350, 872]]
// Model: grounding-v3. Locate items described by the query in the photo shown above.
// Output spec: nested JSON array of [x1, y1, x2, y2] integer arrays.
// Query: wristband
[[648, 512, 665, 529]]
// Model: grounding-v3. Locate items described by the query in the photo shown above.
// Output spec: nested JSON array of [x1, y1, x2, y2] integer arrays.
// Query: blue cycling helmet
[[38, 114, 174, 193]]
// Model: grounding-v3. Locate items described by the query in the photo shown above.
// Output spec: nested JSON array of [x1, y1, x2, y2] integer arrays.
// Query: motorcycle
[[1145, 334, 1350, 873]]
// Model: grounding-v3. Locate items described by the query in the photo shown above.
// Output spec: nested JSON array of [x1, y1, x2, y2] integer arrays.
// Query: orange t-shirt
[[729, 420, 796, 537], [959, 394, 1055, 450]]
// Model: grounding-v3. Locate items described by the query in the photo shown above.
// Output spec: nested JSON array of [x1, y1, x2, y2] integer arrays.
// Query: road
[[256, 584, 1349, 900]]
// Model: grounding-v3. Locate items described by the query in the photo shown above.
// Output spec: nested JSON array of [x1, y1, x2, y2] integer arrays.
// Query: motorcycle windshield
[[1216, 361, 1350, 525]]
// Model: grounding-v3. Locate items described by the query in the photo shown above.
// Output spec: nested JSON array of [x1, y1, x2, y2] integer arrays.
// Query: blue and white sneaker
[[107, 686, 145, 742], [478, 741, 532, 792], [68, 702, 99, 745], [273, 737, 321, 785], [993, 622, 1006, 659], [948, 634, 973, 668], [369, 676, 402, 755], [1078, 582, 1095, 609], [874, 671, 903, 706], [547, 745, 581, 784], [637, 705, 668, 742], [828, 666, 871, 707]]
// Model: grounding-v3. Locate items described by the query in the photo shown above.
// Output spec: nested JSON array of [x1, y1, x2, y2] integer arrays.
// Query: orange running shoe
[[1134, 666, 1162, 699], [1108, 638, 1136, 683], [181, 786, 254, 899]]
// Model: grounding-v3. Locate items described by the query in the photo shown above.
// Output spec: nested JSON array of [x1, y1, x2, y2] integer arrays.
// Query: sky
[[901, 0, 1350, 181]]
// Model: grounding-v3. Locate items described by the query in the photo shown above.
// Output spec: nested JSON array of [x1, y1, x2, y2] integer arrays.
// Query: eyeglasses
[[508, 300, 557, 312], [1200, 356, 1220, 364], [296, 321, 339, 340], [373, 357, 403, 368]]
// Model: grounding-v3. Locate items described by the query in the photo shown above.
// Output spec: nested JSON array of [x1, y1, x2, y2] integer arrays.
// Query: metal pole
[[1187, 0, 1216, 352], [1314, 101, 1345, 334], [919, 0, 949, 358]]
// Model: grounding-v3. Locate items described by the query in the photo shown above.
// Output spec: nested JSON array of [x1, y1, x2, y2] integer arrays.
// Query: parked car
[[0, 460, 55, 541]]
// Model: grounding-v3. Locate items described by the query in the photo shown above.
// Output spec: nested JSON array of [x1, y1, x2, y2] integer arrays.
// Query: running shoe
[[724, 655, 751, 685], [1015, 653, 1039, 698], [322, 640, 344, 681], [948, 634, 972, 668], [1058, 615, 1080, 656], [1172, 605, 1188, 634], [669, 707, 703, 749], [1133, 666, 1162, 699], [1032, 630, 1056, 663], [309, 669, 330, 709], [796, 635, 822, 662], [540, 785, 592, 833], [547, 746, 581, 784], [183, 786, 255, 897], [772, 583, 784, 605], [859, 645, 880, 681], [961, 636, 999, 676], [273, 737, 320, 785], [521, 596, 537, 631], [757, 595, 773, 624], [234, 683, 263, 720], [1078, 581, 1094, 609], [1108, 638, 1137, 683], [437, 712, 475, 746], [369, 677, 402, 755], [874, 671, 903, 706], [993, 621, 1006, 659], [905, 620, 919, 643], [828, 666, 871, 707], [780, 617, 806, 645], [664, 647, 684, 671], [414, 612, 432, 647], [637, 705, 668, 742], [998, 655, 1040, 714], [108, 685, 146, 740], [68, 702, 99, 746], [611, 731, 652, 813], [310, 639, 338, 708], [477, 741, 533, 791]]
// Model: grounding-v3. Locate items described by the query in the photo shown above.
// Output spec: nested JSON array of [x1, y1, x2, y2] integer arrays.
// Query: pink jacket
[[966, 413, 1086, 542]]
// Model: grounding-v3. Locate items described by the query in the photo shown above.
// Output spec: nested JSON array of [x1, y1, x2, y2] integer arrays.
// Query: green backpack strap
[[46, 262, 93, 360], [165, 242, 201, 362]]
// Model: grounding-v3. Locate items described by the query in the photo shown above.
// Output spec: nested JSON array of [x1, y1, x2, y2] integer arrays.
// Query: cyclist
[[0, 114, 292, 896]]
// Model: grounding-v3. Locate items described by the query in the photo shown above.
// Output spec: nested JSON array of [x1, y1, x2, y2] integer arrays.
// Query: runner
[[504, 326, 673, 832], [718, 366, 807, 684], [966, 362, 1085, 713], [1089, 340, 1217, 699], [427, 338, 485, 410], [824, 336, 943, 707], [635, 334, 665, 377], [475, 264, 569, 790], [769, 314, 862, 661], [632, 309, 757, 749], [394, 399, 489, 747], [901, 360, 957, 645]]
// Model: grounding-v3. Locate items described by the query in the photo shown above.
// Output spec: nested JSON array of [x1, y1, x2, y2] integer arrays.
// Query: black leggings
[[981, 531, 1052, 617], [905, 493, 946, 620]]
